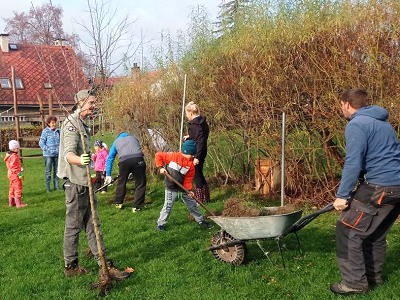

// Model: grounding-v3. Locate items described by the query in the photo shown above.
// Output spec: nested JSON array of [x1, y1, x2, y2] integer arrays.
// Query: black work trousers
[[115, 157, 146, 208], [336, 182, 400, 289]]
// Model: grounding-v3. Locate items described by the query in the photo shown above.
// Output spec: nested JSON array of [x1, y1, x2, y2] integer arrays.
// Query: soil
[[222, 198, 261, 217], [221, 198, 298, 217], [262, 204, 298, 215]]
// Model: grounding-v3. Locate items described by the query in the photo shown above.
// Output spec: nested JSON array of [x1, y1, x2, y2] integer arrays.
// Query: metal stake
[[179, 74, 187, 150], [281, 112, 286, 207]]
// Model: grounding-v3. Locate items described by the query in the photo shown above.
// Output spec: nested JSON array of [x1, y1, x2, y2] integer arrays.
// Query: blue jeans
[[44, 156, 59, 191], [157, 189, 204, 226]]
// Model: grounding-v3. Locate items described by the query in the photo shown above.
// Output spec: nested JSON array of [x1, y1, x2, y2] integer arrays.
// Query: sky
[[0, 0, 223, 70]]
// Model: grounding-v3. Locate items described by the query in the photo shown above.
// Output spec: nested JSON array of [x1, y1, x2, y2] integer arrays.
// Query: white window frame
[[15, 78, 24, 89], [0, 78, 11, 89]]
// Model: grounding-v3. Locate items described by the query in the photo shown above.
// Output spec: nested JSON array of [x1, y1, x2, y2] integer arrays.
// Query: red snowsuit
[[4, 151, 23, 206]]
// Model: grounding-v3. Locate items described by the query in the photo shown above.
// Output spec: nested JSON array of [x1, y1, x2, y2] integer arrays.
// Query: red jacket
[[155, 152, 195, 190]]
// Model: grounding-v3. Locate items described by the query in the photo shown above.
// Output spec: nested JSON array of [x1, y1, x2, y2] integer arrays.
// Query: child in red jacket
[[4, 140, 27, 208], [155, 139, 212, 231]]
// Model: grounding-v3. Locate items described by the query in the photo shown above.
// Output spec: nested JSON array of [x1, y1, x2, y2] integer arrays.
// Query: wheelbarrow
[[162, 170, 334, 267], [208, 203, 334, 267]]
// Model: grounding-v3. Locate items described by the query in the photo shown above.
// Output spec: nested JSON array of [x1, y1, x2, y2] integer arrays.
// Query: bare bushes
[[104, 0, 400, 206], [183, 0, 400, 206]]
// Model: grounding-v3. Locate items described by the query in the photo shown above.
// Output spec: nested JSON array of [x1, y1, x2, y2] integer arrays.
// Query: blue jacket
[[336, 105, 400, 199], [39, 127, 60, 157], [105, 132, 144, 176]]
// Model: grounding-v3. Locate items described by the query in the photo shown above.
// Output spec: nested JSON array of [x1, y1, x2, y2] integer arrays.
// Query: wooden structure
[[255, 159, 281, 195]]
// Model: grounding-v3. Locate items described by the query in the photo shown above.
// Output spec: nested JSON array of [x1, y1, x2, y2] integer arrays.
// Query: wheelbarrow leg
[[276, 237, 286, 269], [276, 233, 303, 268], [293, 232, 303, 256], [255, 240, 274, 265]]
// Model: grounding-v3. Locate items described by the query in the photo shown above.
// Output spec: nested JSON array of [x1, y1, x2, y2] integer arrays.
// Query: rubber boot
[[9, 198, 16, 207], [54, 178, 60, 190], [46, 180, 51, 192], [15, 197, 27, 208]]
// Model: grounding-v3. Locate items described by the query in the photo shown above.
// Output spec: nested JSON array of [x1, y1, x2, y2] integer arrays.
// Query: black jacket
[[188, 115, 209, 160]]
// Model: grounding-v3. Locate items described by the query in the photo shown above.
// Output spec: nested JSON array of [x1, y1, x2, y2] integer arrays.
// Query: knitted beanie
[[9, 140, 20, 150], [181, 140, 197, 155]]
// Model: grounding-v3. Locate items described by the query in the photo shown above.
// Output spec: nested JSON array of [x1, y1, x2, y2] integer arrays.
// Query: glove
[[18, 172, 23, 179], [80, 154, 90, 165], [104, 176, 112, 185]]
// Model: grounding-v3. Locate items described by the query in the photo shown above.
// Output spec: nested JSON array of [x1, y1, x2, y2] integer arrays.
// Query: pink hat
[[9, 140, 20, 150]]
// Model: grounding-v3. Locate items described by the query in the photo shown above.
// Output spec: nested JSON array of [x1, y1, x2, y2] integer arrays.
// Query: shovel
[[94, 175, 119, 193], [163, 171, 216, 217]]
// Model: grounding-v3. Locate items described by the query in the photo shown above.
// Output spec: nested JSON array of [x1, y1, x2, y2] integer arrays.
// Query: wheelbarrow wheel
[[210, 231, 247, 266]]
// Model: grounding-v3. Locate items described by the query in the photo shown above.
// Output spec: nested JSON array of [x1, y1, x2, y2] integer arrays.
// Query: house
[[0, 33, 87, 124]]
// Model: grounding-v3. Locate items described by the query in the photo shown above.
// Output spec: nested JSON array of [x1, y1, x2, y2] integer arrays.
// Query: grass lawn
[[1, 142, 400, 299]]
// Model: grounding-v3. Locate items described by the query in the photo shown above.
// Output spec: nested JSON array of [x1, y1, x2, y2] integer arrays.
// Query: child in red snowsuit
[[4, 140, 27, 208]]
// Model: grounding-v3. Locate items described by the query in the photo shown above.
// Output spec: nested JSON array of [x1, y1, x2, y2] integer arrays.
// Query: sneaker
[[64, 264, 89, 276], [101, 191, 106, 194], [156, 225, 166, 231], [105, 260, 130, 281], [132, 207, 141, 213], [330, 282, 368, 295], [115, 204, 122, 209], [198, 220, 213, 229]]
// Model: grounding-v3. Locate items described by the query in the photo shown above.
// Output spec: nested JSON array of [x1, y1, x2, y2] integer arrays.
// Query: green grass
[[1, 146, 400, 299]]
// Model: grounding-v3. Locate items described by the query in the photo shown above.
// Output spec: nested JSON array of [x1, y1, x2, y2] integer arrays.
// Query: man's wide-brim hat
[[72, 89, 95, 110], [74, 89, 91, 103]]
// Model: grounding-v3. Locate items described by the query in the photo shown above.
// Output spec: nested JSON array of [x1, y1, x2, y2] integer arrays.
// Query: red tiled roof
[[0, 43, 87, 107]]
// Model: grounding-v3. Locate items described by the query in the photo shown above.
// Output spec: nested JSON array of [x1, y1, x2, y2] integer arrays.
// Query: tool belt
[[340, 182, 400, 232]]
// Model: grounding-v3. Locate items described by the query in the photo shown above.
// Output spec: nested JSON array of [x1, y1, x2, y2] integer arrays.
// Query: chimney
[[131, 63, 140, 78], [0, 34, 9, 53], [54, 39, 67, 46]]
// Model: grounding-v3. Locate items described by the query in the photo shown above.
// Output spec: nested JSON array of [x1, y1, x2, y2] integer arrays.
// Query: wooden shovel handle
[[163, 171, 216, 217]]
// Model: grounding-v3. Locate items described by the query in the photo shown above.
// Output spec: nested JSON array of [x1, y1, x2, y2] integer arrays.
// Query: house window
[[15, 78, 24, 89], [44, 82, 52, 89], [0, 78, 11, 89]]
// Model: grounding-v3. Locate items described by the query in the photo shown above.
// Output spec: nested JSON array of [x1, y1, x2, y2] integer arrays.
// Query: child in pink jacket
[[92, 140, 108, 193], [4, 140, 27, 208]]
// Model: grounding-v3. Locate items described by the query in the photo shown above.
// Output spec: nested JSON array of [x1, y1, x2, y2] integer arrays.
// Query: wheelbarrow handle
[[94, 175, 119, 193], [163, 171, 216, 217], [283, 203, 334, 235]]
